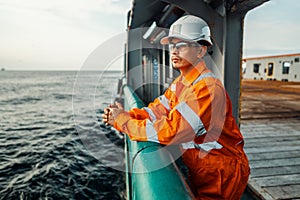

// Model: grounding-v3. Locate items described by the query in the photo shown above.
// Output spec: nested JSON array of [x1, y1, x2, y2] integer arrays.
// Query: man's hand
[[102, 102, 125, 126]]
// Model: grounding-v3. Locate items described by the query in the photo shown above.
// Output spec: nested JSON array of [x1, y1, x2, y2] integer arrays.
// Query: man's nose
[[171, 47, 179, 54]]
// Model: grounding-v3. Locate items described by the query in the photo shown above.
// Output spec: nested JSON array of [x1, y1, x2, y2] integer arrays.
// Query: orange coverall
[[114, 60, 250, 199]]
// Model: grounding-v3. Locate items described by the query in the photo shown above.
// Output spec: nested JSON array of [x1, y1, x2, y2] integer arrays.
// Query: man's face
[[169, 38, 201, 70]]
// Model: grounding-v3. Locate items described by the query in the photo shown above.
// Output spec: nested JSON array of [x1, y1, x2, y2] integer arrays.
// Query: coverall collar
[[181, 60, 207, 86]]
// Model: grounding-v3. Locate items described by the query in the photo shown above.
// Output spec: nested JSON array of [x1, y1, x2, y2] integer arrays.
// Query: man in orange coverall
[[102, 15, 250, 200]]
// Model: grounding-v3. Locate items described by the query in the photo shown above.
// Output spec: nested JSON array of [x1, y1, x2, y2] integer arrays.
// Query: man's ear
[[197, 46, 207, 58]]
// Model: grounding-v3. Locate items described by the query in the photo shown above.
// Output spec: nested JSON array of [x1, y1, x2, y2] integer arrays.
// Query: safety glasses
[[169, 42, 199, 51]]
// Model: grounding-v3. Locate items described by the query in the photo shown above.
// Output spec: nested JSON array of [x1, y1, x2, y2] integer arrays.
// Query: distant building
[[242, 53, 300, 82]]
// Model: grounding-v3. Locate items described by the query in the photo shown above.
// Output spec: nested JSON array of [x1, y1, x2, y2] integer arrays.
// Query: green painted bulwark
[[123, 85, 194, 200]]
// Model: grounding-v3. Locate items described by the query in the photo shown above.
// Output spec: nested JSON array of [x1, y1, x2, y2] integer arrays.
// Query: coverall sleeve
[[114, 78, 226, 145]]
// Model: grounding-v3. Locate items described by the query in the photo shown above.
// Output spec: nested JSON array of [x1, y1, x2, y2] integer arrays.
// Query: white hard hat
[[160, 15, 213, 46]]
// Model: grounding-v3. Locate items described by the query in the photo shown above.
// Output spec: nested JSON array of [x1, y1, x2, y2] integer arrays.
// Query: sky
[[244, 0, 300, 58], [0, 0, 299, 71]]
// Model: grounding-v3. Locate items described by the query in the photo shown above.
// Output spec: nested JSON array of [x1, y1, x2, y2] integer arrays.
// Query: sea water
[[0, 71, 125, 199]]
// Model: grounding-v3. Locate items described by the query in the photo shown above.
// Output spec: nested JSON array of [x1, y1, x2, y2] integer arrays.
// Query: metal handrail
[[123, 85, 194, 200]]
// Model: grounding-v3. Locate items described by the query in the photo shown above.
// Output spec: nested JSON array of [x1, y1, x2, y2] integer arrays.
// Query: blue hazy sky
[[0, 0, 299, 70]]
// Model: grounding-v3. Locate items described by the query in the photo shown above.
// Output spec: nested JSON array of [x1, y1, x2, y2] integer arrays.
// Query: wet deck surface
[[240, 80, 300, 200]]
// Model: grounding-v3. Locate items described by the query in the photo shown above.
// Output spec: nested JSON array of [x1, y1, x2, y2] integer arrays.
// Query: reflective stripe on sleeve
[[194, 141, 223, 151], [181, 141, 223, 151], [143, 107, 157, 122], [175, 102, 207, 136], [145, 119, 160, 143], [158, 95, 171, 111], [181, 141, 195, 149]]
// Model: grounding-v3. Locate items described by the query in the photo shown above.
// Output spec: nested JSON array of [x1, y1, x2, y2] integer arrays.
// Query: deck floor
[[240, 80, 300, 200]]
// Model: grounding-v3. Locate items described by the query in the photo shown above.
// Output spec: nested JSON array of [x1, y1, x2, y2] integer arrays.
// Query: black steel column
[[223, 13, 245, 124]]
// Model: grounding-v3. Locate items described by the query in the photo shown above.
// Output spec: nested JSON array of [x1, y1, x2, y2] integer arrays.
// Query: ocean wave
[[0, 97, 42, 106], [0, 71, 125, 199]]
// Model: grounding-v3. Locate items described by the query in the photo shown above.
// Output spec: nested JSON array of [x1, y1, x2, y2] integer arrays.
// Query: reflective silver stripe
[[181, 141, 195, 149], [143, 107, 157, 122], [145, 119, 160, 143], [196, 126, 207, 137], [193, 72, 216, 85], [158, 95, 170, 111], [175, 102, 206, 136], [170, 83, 176, 92], [181, 141, 223, 151], [194, 141, 223, 152]]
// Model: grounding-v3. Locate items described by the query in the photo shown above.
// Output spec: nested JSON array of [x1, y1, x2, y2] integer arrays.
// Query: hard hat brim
[[160, 34, 195, 45], [160, 35, 213, 46]]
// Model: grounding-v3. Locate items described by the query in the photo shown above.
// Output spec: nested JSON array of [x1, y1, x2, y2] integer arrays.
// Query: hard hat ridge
[[160, 15, 213, 46]]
